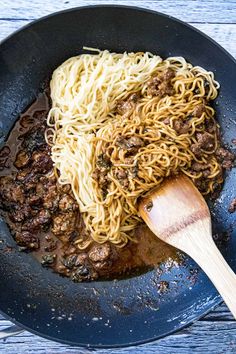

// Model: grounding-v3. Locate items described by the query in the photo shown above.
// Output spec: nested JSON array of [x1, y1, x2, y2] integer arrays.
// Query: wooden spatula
[[139, 174, 236, 319]]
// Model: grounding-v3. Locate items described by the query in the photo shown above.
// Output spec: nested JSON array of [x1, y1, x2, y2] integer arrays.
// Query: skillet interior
[[0, 5, 235, 348]]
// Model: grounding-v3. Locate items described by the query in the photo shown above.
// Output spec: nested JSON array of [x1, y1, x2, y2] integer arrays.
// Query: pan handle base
[[0, 325, 24, 340]]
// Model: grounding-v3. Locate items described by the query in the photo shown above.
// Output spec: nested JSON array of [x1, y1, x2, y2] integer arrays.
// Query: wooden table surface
[[0, 0, 236, 353]]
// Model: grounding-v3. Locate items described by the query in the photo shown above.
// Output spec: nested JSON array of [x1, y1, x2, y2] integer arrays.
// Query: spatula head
[[139, 174, 211, 249], [139, 176, 236, 320]]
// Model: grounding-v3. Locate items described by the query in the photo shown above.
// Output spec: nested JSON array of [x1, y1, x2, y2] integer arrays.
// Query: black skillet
[[0, 5, 236, 348]]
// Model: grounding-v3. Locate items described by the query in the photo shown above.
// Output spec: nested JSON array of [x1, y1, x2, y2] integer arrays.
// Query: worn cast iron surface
[[0, 5, 235, 348]]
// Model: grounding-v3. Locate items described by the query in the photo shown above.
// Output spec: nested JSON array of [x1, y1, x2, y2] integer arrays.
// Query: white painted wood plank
[[0, 19, 28, 40], [194, 23, 236, 58], [1, 0, 236, 24], [1, 318, 236, 353], [202, 304, 234, 321], [1, 20, 235, 58]]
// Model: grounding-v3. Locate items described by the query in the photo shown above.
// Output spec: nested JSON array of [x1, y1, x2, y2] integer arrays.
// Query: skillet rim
[[0, 295, 222, 348], [0, 4, 234, 348], [1, 4, 236, 65]]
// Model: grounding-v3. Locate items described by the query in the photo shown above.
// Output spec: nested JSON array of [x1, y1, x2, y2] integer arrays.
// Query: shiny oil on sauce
[[0, 92, 179, 282]]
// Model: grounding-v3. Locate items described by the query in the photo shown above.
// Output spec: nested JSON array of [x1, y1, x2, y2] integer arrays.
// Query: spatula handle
[[185, 229, 236, 319]]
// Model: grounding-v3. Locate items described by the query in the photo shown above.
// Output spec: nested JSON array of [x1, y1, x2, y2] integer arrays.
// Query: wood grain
[[1, 0, 236, 23], [0, 0, 236, 353], [1, 310, 236, 353]]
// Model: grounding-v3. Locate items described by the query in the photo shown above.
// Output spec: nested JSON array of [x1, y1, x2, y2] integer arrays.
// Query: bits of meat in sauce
[[146, 68, 175, 97], [0, 93, 178, 282], [0, 78, 234, 282]]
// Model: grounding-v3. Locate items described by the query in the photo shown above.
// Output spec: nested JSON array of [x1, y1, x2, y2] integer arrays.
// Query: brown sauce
[[0, 92, 178, 282]]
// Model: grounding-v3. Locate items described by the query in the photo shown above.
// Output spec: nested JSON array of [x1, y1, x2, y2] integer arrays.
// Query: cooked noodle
[[46, 49, 222, 248]]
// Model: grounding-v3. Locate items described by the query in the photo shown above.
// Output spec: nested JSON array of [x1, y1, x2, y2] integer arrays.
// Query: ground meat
[[43, 186, 60, 210], [36, 179, 54, 196], [193, 104, 206, 118], [32, 151, 53, 173], [0, 176, 25, 205], [92, 260, 111, 271], [194, 178, 208, 193], [173, 120, 189, 134], [92, 168, 102, 181], [23, 209, 51, 232], [115, 136, 144, 151], [64, 245, 79, 257], [40, 174, 57, 186], [116, 93, 139, 116], [75, 253, 88, 266], [59, 194, 78, 211], [15, 231, 39, 250], [88, 244, 115, 272], [9, 205, 33, 223], [191, 164, 211, 177], [35, 182, 45, 196], [216, 147, 234, 160], [92, 168, 109, 189], [192, 162, 209, 172], [228, 199, 236, 213], [115, 169, 127, 180], [222, 160, 234, 169], [216, 147, 235, 169], [162, 68, 175, 81], [51, 212, 77, 241], [203, 170, 211, 178], [35, 178, 60, 211], [16, 169, 30, 182], [115, 169, 129, 187], [9, 184, 25, 204], [190, 143, 201, 157], [16, 170, 40, 191], [0, 98, 106, 283], [158, 81, 174, 97], [27, 195, 42, 208], [196, 132, 215, 151], [89, 243, 111, 262], [147, 76, 161, 96], [147, 68, 175, 97], [163, 117, 170, 125], [14, 150, 31, 169]]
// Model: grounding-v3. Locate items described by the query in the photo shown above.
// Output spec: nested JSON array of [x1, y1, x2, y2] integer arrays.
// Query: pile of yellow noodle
[[46, 49, 221, 248]]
